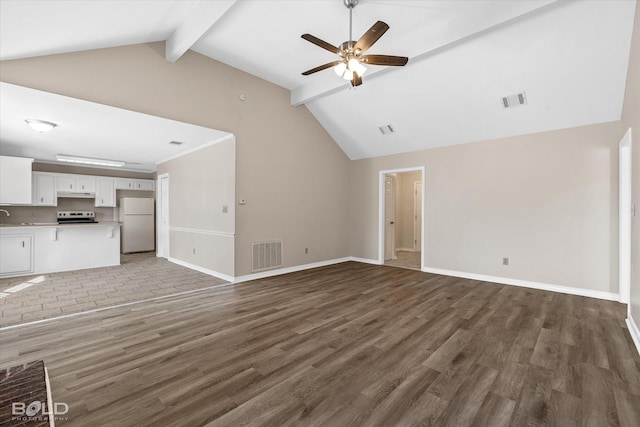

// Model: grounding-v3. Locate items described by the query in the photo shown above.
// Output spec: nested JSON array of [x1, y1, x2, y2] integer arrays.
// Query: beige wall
[[394, 171, 422, 251], [157, 137, 235, 277], [621, 2, 640, 326], [350, 121, 621, 294], [0, 43, 351, 276]]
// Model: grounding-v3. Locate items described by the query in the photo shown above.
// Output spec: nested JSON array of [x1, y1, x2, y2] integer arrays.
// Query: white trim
[[619, 128, 632, 305], [168, 257, 235, 282], [395, 247, 416, 252], [422, 266, 620, 301], [169, 226, 234, 237], [45, 366, 55, 427], [234, 257, 352, 283], [156, 173, 169, 259], [156, 133, 234, 165], [626, 313, 640, 356], [349, 256, 382, 265]]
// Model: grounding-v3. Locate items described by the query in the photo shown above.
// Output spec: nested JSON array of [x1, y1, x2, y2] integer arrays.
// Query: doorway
[[619, 128, 632, 308], [157, 173, 170, 259], [379, 167, 425, 271]]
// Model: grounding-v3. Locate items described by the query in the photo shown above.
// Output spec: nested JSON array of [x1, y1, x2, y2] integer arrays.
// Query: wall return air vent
[[501, 92, 527, 109], [251, 240, 283, 272]]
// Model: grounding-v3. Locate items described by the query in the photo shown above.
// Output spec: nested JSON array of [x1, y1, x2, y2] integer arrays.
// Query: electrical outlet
[[222, 205, 228, 214], [503, 257, 509, 266]]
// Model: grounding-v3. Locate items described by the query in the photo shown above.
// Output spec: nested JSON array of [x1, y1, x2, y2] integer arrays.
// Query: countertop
[[0, 221, 121, 229]]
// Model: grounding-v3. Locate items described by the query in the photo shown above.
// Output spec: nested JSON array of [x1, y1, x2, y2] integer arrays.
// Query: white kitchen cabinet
[[33, 172, 57, 206], [134, 180, 155, 191], [0, 235, 33, 275], [56, 175, 96, 193], [115, 178, 154, 191], [56, 175, 76, 192], [95, 178, 116, 207], [0, 156, 33, 205], [77, 177, 96, 192], [115, 178, 134, 190]]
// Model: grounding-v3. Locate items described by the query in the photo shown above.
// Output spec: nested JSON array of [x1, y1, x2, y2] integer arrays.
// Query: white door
[[414, 181, 423, 251], [157, 174, 170, 258], [384, 175, 396, 261]]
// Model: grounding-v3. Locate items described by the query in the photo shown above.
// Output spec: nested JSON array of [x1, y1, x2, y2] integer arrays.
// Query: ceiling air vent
[[501, 92, 527, 109], [168, 140, 185, 145], [378, 124, 395, 135]]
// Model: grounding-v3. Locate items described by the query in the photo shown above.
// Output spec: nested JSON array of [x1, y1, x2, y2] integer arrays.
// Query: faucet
[[0, 209, 9, 217]]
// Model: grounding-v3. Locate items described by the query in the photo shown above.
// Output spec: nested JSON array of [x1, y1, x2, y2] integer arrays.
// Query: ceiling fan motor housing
[[344, 0, 358, 9]]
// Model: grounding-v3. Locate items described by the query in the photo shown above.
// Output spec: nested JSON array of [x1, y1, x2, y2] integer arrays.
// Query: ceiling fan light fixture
[[349, 58, 367, 77], [334, 61, 347, 76], [25, 119, 57, 133], [343, 68, 354, 81]]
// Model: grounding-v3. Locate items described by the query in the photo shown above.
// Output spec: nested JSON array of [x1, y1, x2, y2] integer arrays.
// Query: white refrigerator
[[119, 198, 155, 253]]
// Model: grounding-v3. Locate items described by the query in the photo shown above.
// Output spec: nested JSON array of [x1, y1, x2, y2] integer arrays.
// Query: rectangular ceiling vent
[[501, 92, 527, 109], [168, 140, 185, 145], [252, 240, 283, 272], [378, 124, 395, 135]]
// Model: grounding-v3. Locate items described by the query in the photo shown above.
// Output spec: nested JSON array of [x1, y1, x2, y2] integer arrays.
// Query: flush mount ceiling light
[[25, 119, 57, 133], [301, 0, 408, 87], [56, 154, 125, 167]]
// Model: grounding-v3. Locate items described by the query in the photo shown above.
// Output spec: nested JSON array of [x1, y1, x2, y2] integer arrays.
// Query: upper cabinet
[[0, 156, 33, 205], [95, 178, 116, 207], [115, 178, 155, 191], [33, 172, 56, 206], [56, 175, 96, 193]]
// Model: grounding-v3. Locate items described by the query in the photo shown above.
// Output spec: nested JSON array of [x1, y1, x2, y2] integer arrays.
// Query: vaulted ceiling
[[0, 0, 636, 165]]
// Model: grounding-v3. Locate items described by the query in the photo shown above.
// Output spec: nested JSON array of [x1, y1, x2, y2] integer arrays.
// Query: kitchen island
[[0, 222, 120, 277]]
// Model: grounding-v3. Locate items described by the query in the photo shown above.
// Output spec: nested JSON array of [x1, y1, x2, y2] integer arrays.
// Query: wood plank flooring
[[0, 261, 639, 426]]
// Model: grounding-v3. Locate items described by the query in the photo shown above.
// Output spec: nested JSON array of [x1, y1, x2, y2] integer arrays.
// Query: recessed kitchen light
[[56, 154, 125, 167], [25, 119, 57, 132]]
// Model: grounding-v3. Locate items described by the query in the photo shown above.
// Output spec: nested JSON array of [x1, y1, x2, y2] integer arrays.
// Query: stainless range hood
[[57, 192, 95, 199]]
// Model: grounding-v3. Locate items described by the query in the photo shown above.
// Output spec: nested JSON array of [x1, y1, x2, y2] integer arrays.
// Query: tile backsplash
[[0, 191, 154, 224]]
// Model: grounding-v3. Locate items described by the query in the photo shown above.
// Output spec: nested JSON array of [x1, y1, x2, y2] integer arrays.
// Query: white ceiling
[[0, 0, 636, 164], [0, 82, 231, 172]]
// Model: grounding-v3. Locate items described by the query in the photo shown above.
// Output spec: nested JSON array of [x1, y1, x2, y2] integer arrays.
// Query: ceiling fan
[[301, 0, 408, 87]]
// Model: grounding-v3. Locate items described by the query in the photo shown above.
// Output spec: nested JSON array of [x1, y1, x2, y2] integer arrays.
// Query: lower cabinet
[[0, 235, 33, 275]]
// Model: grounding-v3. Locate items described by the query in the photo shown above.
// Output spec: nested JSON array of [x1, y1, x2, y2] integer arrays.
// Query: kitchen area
[[0, 155, 156, 278]]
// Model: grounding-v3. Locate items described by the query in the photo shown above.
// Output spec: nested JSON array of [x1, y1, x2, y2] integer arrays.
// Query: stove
[[57, 211, 98, 224]]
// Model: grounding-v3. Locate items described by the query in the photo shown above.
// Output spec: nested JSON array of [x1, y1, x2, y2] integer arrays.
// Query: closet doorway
[[379, 167, 424, 271]]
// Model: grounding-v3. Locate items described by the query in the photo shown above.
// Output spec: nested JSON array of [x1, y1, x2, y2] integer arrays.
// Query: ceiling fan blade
[[361, 54, 408, 66], [351, 73, 363, 87], [354, 21, 389, 53], [302, 61, 343, 76], [301, 34, 340, 55]]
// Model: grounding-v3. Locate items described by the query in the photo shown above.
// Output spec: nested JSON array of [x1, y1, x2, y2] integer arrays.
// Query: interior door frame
[[379, 166, 425, 269], [619, 128, 632, 307], [156, 173, 170, 259], [414, 180, 423, 252]]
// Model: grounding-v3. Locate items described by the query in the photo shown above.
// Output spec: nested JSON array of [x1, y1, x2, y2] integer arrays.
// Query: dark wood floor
[[1, 261, 639, 426]]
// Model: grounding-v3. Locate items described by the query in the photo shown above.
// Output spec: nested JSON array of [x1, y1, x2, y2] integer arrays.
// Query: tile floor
[[0, 253, 227, 327]]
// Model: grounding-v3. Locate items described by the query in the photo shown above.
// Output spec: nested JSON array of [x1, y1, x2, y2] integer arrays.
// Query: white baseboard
[[233, 257, 353, 283], [626, 313, 640, 356], [396, 247, 416, 252], [168, 257, 235, 283], [422, 266, 620, 302], [348, 256, 381, 265]]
